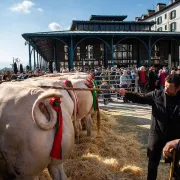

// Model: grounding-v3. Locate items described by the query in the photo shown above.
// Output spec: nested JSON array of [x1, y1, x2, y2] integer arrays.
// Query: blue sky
[[0, 0, 170, 69]]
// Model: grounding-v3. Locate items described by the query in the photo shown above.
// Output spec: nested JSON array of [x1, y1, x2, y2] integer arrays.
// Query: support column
[[28, 40, 32, 70], [34, 49, 36, 70], [38, 53, 40, 67], [104, 43, 108, 68], [42, 58, 44, 70], [148, 37, 151, 67], [179, 45, 180, 65], [54, 41, 58, 71], [39, 55, 42, 69], [37, 51, 39, 67], [69, 36, 74, 71], [111, 37, 114, 67], [168, 41, 172, 71], [137, 41, 141, 67]]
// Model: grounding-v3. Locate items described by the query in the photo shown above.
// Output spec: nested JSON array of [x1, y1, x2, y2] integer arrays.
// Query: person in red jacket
[[159, 67, 169, 90], [138, 66, 148, 93]]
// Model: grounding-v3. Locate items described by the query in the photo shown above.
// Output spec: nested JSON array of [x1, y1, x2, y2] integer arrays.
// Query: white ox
[[24, 73, 101, 142], [40, 73, 101, 139], [0, 82, 74, 180]]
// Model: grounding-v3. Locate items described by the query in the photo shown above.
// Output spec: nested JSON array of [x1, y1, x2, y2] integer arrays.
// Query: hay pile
[[40, 110, 144, 180]]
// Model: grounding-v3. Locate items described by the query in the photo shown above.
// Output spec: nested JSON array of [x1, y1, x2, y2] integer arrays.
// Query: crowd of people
[[89, 65, 180, 104], [0, 68, 46, 81], [93, 65, 180, 91]]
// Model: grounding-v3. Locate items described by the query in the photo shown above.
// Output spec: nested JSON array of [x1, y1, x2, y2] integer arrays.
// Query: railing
[[94, 74, 140, 104], [0, 72, 141, 105]]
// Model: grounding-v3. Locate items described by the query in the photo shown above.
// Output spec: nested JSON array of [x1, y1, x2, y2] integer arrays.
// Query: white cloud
[[48, 22, 62, 31], [37, 8, 44, 12], [10, 0, 35, 14], [138, 4, 143, 7]]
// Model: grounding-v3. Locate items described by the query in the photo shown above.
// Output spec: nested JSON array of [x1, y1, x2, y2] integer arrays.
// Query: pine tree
[[26, 65, 30, 70], [13, 62, 18, 74], [20, 64, 24, 73]]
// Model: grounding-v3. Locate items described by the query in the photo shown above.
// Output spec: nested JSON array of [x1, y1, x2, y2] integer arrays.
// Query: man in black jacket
[[118, 74, 180, 180]]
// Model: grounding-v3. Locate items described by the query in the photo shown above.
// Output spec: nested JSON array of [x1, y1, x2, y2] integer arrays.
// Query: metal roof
[[22, 30, 180, 39], [72, 20, 154, 24], [89, 15, 128, 21]]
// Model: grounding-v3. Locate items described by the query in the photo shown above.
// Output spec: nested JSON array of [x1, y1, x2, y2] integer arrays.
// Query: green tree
[[26, 65, 30, 70], [20, 64, 24, 73], [13, 62, 18, 74]]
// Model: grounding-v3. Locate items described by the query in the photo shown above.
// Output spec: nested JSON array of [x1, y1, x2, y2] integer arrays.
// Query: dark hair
[[166, 74, 180, 87]]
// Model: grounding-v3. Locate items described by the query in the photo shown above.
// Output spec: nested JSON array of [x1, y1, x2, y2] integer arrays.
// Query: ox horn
[[32, 91, 63, 130]]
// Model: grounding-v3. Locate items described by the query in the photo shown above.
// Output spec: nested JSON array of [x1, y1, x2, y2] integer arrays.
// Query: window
[[170, 10, 176, 20], [114, 24, 119, 31], [84, 24, 89, 31], [139, 24, 145, 31], [131, 24, 135, 31], [110, 25, 115, 31], [165, 25, 167, 30], [78, 24, 83, 30], [105, 25, 111, 30], [157, 27, 162, 31], [165, 14, 167, 19], [119, 24, 124, 31], [100, 24, 105, 30], [170, 22, 176, 31], [94, 24, 99, 31], [136, 25, 140, 31], [89, 25, 94, 31], [124, 24, 129, 30], [157, 16, 162, 24], [144, 25, 150, 31]]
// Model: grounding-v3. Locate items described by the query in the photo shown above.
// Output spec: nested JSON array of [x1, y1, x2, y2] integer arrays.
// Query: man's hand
[[118, 88, 127, 96], [163, 139, 180, 159]]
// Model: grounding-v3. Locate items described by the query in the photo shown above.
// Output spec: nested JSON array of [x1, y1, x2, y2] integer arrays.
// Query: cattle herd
[[0, 72, 101, 180]]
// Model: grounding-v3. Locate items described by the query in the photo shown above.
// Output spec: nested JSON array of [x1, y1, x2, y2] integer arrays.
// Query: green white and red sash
[[49, 97, 63, 160]]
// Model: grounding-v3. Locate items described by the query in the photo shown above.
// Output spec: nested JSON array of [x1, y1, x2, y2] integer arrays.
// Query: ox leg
[[48, 164, 67, 180], [81, 117, 86, 131], [78, 119, 82, 131], [73, 120, 80, 144], [84, 114, 92, 136], [73, 119, 81, 144]]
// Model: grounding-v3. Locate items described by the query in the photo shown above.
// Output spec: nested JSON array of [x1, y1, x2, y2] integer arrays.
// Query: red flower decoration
[[49, 97, 61, 112]]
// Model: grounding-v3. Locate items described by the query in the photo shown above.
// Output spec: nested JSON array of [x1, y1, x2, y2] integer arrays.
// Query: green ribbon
[[91, 80, 98, 111], [54, 100, 60, 107], [67, 81, 73, 87]]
